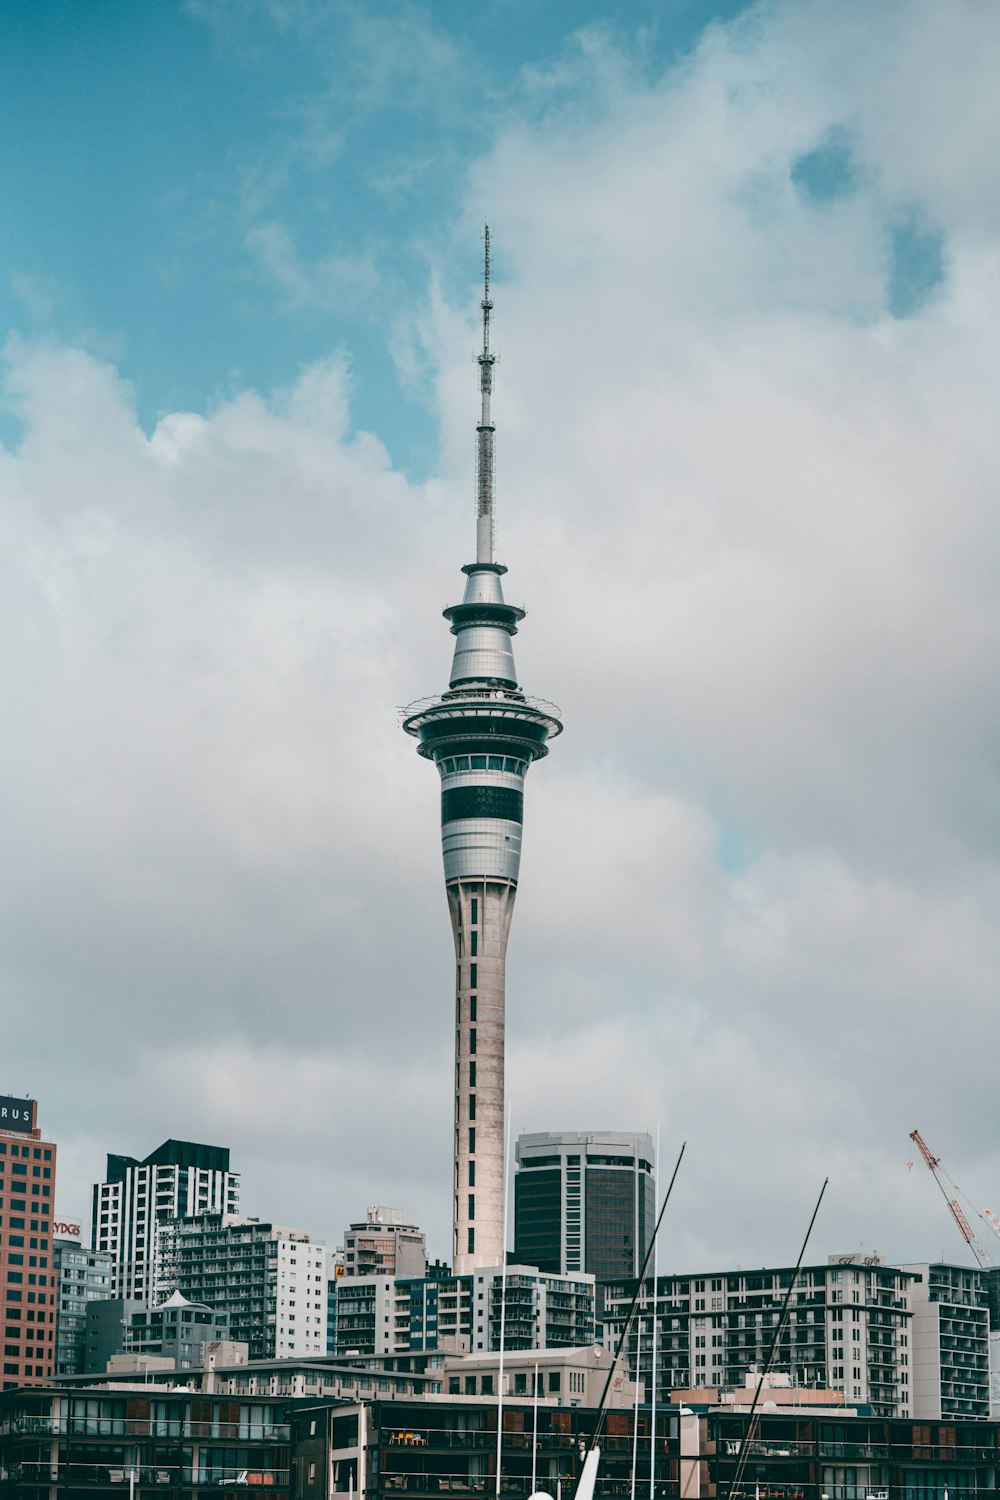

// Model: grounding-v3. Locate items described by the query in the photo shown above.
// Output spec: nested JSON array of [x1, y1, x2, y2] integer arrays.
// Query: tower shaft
[[402, 228, 561, 1275]]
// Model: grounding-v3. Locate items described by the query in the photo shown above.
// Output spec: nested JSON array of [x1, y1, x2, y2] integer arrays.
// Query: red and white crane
[[909, 1128, 992, 1268]]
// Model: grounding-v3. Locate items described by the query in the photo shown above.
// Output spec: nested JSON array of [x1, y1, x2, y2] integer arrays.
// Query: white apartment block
[[602, 1256, 917, 1418], [901, 1262, 990, 1419], [157, 1212, 326, 1362], [91, 1140, 239, 1303]]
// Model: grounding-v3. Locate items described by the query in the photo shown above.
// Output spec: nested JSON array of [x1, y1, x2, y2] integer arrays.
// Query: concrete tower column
[[403, 228, 561, 1274]]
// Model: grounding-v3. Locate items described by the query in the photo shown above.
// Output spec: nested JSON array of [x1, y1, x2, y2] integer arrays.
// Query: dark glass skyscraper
[[514, 1131, 655, 1280]]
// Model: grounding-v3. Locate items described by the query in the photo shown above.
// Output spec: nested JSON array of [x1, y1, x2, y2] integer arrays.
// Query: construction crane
[[909, 1128, 992, 1268]]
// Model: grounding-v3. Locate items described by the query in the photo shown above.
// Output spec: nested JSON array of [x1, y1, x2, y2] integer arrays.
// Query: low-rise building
[[0, 1383, 292, 1495]]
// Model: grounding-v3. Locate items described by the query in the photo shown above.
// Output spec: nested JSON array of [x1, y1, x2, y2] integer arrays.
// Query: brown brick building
[[0, 1094, 58, 1388]]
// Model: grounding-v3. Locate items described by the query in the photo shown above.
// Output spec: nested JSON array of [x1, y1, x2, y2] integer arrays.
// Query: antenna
[[476, 223, 496, 564]]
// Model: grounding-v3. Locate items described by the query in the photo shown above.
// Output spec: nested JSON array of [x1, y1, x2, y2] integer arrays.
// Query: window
[[469, 1161, 475, 1186], [471, 898, 478, 924], [468, 1195, 475, 1220], [468, 1229, 475, 1254], [470, 931, 478, 956], [469, 1029, 477, 1054], [470, 996, 477, 1021], [469, 1129, 476, 1154], [469, 1095, 476, 1120], [469, 1062, 476, 1086], [470, 963, 477, 987]]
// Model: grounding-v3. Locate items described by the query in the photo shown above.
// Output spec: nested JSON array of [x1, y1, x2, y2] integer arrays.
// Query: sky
[[2, 0, 999, 1275]]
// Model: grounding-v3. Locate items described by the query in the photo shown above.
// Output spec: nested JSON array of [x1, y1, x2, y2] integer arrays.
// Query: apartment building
[[157, 1213, 327, 1361], [902, 1262, 991, 1419], [53, 1235, 113, 1375], [602, 1255, 917, 1417]]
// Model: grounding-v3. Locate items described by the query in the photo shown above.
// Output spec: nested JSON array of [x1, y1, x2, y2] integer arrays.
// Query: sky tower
[[403, 229, 562, 1273]]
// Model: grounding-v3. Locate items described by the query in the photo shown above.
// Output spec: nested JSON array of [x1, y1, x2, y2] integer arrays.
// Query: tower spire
[[476, 223, 496, 564]]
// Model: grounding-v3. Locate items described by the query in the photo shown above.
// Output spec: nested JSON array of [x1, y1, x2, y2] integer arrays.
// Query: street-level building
[[157, 1212, 327, 1360], [342, 1207, 427, 1279], [53, 1235, 113, 1375], [0, 1382, 293, 1495], [290, 1395, 671, 1500], [332, 1266, 595, 1358], [442, 1345, 639, 1407], [0, 1094, 57, 1389], [901, 1262, 991, 1419], [91, 1139, 239, 1302], [514, 1130, 655, 1279], [602, 1256, 917, 1417]]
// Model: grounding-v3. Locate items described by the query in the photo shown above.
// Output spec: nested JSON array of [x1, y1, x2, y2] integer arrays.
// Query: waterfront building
[[0, 1094, 57, 1389], [402, 229, 562, 1273], [91, 1138, 239, 1302], [0, 1383, 293, 1493], [602, 1255, 917, 1417], [901, 1262, 991, 1419], [514, 1130, 655, 1279], [331, 1265, 595, 1358], [53, 1234, 113, 1375], [156, 1212, 327, 1360], [342, 1207, 427, 1279], [290, 1394, 662, 1500]]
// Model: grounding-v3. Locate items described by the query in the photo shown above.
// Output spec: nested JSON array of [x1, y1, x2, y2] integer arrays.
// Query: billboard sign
[[54, 1218, 83, 1239], [0, 1096, 35, 1134]]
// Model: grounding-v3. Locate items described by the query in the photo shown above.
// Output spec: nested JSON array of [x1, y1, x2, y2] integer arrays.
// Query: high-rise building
[[156, 1213, 327, 1361], [402, 228, 562, 1273], [91, 1138, 239, 1302], [514, 1131, 655, 1279], [342, 1207, 427, 1279], [0, 1094, 57, 1389], [602, 1255, 917, 1417], [53, 1235, 113, 1376]]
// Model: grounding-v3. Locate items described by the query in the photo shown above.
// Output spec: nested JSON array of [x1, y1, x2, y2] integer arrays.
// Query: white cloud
[[4, 0, 1000, 1269]]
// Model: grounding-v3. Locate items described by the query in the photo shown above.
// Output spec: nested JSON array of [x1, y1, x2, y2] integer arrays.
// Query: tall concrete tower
[[403, 229, 562, 1274]]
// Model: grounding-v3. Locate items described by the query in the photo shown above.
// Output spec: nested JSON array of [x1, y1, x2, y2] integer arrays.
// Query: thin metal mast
[[476, 224, 496, 564]]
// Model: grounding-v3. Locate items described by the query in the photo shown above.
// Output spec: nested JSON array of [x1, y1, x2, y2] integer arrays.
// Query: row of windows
[[0, 1144, 53, 1160], [438, 756, 526, 775]]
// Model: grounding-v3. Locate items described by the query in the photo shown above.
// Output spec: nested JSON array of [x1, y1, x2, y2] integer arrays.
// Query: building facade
[[514, 1130, 655, 1279], [157, 1213, 327, 1361], [332, 1266, 595, 1358], [402, 229, 562, 1273], [91, 1138, 239, 1302], [602, 1256, 917, 1417], [0, 1094, 57, 1389], [53, 1234, 113, 1376], [342, 1208, 427, 1279], [902, 1262, 991, 1419], [0, 1383, 293, 1495]]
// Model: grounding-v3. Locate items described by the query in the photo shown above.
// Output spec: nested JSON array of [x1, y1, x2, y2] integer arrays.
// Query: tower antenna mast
[[476, 223, 496, 564]]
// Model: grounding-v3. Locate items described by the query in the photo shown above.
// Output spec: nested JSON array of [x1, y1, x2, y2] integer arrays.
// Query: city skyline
[[2, 1, 1000, 1272]]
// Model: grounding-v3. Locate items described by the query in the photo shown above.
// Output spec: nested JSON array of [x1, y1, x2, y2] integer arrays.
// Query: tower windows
[[470, 932, 478, 956], [469, 1029, 477, 1054], [471, 898, 478, 924], [469, 1162, 475, 1186], [469, 1095, 476, 1120], [468, 1195, 475, 1220], [469, 1062, 476, 1086], [469, 1129, 476, 1154], [470, 963, 477, 987], [470, 996, 477, 1021], [468, 1229, 475, 1255]]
